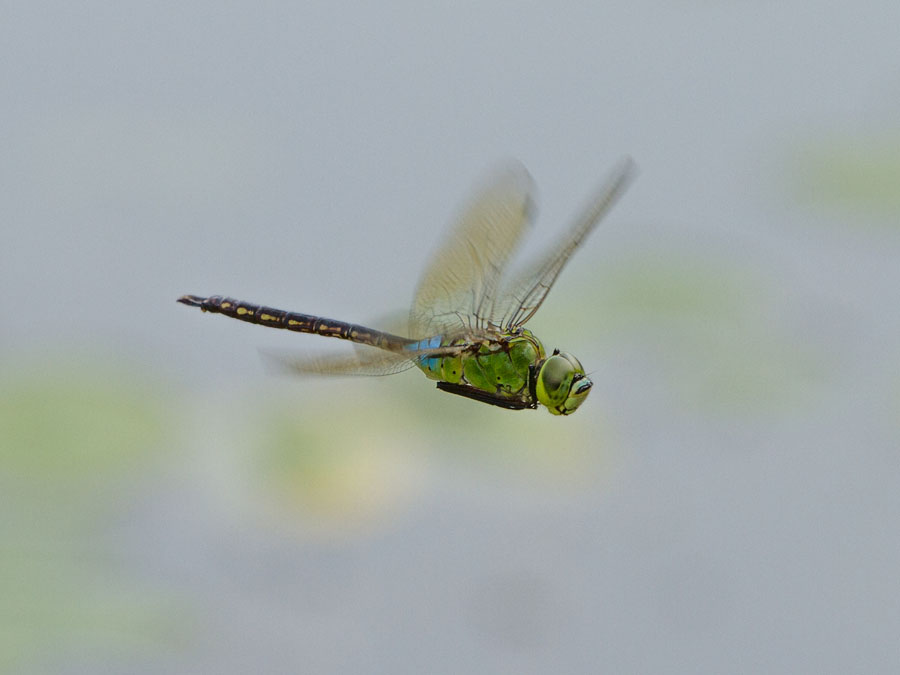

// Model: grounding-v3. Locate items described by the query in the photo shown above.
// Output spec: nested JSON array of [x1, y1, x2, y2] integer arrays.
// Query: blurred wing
[[494, 157, 636, 330], [262, 348, 417, 377], [261, 340, 470, 377], [409, 161, 535, 338]]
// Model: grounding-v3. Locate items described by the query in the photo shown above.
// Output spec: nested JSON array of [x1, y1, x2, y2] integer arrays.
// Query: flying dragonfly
[[179, 158, 634, 415]]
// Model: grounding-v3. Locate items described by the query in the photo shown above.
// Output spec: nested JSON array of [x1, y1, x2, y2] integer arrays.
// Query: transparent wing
[[262, 348, 418, 377], [409, 161, 535, 338], [493, 157, 636, 330], [261, 340, 470, 378]]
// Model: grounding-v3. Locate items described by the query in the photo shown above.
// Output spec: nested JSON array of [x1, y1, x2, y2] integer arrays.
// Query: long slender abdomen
[[177, 294, 408, 351]]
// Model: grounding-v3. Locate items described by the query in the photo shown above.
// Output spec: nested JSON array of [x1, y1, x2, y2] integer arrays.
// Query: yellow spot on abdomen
[[236, 307, 251, 316], [220, 302, 232, 309], [260, 314, 277, 322]]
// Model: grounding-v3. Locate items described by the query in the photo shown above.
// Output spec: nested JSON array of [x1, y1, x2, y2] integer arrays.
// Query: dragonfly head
[[535, 350, 592, 415]]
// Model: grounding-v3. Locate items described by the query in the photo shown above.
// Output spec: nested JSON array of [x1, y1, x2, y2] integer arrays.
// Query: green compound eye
[[535, 351, 591, 415]]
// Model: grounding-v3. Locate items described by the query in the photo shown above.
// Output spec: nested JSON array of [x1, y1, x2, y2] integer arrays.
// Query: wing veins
[[498, 157, 636, 330]]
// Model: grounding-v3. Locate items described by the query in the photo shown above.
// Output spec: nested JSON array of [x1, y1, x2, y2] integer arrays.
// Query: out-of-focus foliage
[[190, 389, 430, 539], [182, 373, 614, 546], [549, 255, 828, 417], [794, 131, 900, 218], [0, 362, 184, 672], [4, 0, 899, 669], [1, 366, 163, 481]]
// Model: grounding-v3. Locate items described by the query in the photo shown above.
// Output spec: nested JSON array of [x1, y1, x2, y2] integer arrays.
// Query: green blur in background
[[2, 2, 899, 672]]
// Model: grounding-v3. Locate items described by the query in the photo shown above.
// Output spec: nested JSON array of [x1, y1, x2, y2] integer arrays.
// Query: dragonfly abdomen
[[177, 295, 408, 351]]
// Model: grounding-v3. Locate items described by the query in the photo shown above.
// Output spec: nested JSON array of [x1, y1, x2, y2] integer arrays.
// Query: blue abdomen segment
[[406, 335, 444, 378], [407, 335, 464, 383]]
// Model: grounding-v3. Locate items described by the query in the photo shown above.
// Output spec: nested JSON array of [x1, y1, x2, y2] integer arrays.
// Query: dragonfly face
[[535, 351, 592, 415]]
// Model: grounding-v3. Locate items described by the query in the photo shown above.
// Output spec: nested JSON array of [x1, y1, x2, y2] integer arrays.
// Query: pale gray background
[[2, 1, 899, 673]]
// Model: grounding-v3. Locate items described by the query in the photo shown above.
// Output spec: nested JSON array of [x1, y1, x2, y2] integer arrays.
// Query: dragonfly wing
[[262, 348, 418, 377], [262, 340, 470, 377], [493, 157, 636, 330], [410, 161, 535, 338]]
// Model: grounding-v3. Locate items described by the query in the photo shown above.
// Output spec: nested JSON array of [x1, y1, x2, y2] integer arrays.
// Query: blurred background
[[2, 1, 899, 672]]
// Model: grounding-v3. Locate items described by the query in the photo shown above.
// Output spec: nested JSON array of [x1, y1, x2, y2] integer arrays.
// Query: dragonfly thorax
[[413, 330, 542, 407]]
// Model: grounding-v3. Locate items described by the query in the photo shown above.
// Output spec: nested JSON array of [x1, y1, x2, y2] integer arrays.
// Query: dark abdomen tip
[[177, 294, 207, 308]]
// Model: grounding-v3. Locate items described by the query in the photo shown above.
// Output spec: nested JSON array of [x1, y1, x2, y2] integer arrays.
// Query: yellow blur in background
[[2, 2, 899, 672]]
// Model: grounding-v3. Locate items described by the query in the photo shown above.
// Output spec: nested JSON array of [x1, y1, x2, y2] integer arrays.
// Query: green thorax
[[416, 329, 546, 402]]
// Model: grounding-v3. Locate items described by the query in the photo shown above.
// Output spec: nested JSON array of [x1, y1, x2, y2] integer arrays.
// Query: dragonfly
[[178, 158, 634, 415]]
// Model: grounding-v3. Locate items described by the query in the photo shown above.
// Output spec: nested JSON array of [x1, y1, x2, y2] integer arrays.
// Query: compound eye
[[537, 354, 576, 406], [541, 355, 572, 392], [556, 351, 584, 374]]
